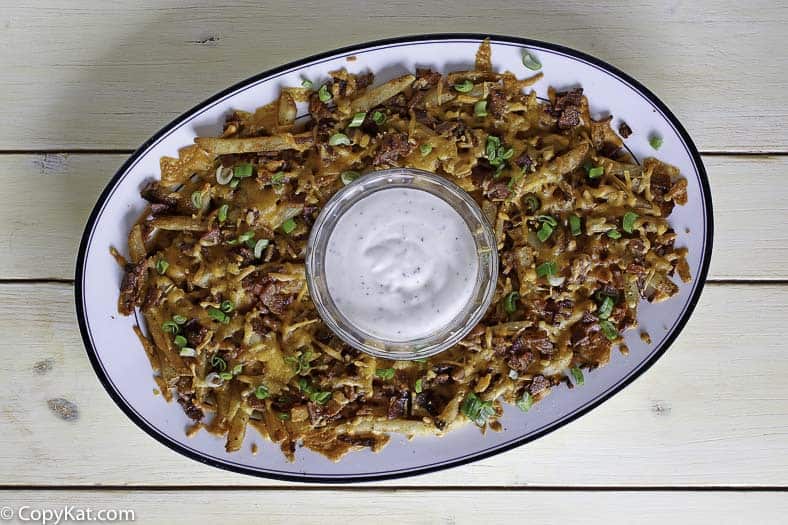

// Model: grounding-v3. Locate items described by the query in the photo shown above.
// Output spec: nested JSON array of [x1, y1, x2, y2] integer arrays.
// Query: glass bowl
[[305, 168, 498, 360]]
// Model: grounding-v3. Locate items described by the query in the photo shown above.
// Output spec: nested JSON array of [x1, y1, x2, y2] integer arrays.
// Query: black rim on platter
[[74, 33, 714, 483]]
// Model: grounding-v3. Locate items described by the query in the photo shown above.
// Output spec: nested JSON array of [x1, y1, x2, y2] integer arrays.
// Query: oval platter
[[75, 34, 713, 483]]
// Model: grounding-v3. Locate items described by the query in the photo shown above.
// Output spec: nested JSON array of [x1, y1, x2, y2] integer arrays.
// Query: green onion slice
[[460, 392, 495, 426], [179, 347, 196, 357], [375, 368, 395, 380], [649, 135, 663, 150], [598, 296, 614, 319], [414, 378, 423, 394], [504, 291, 519, 313], [219, 372, 233, 381], [255, 385, 270, 399], [172, 315, 188, 325], [207, 306, 229, 324], [217, 204, 229, 223], [570, 367, 585, 386], [318, 84, 332, 102], [453, 79, 474, 92], [161, 321, 179, 334], [340, 170, 361, 185], [536, 261, 557, 278], [234, 164, 253, 178], [277, 412, 290, 421], [537, 223, 554, 242], [516, 391, 533, 411], [587, 166, 604, 179], [474, 100, 488, 117], [328, 133, 351, 146], [215, 166, 234, 185], [607, 229, 622, 239], [419, 143, 433, 156], [211, 355, 227, 371], [569, 214, 582, 236], [156, 259, 169, 275], [271, 171, 285, 186], [191, 191, 203, 209], [301, 79, 313, 89], [521, 50, 542, 71], [237, 231, 254, 244], [348, 111, 366, 127], [371, 110, 386, 125], [622, 212, 638, 233], [281, 218, 297, 234], [500, 147, 514, 160], [232, 364, 242, 375], [537, 215, 558, 227], [229, 178, 240, 189], [220, 300, 234, 313], [599, 319, 619, 340], [253, 238, 269, 259], [173, 335, 187, 347], [523, 194, 541, 214]]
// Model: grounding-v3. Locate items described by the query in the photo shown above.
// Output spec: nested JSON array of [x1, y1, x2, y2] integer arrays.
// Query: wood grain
[[1, 153, 784, 281], [1, 490, 786, 524], [0, 0, 785, 151], [1, 282, 785, 487]]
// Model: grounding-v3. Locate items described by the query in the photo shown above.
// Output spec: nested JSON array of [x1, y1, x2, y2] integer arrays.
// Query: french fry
[[195, 132, 314, 154], [349, 74, 415, 112]]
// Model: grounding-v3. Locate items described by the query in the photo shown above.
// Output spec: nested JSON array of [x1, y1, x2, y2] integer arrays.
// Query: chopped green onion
[[229, 178, 240, 189], [622, 212, 638, 233], [537, 215, 558, 227], [179, 347, 196, 357], [234, 164, 254, 178], [328, 133, 351, 146], [599, 319, 619, 340], [414, 378, 423, 393], [348, 111, 366, 127], [216, 166, 234, 185], [217, 204, 229, 223], [521, 50, 542, 71], [523, 194, 541, 214], [219, 372, 233, 381], [493, 163, 506, 178], [453, 79, 474, 92], [237, 231, 255, 244], [460, 392, 495, 427], [173, 335, 187, 347], [277, 412, 290, 421], [508, 170, 523, 190], [211, 355, 227, 372], [191, 191, 203, 209], [161, 321, 179, 334], [649, 135, 663, 150], [311, 391, 332, 404], [318, 84, 332, 102], [253, 238, 269, 259], [301, 79, 313, 89], [285, 350, 313, 375], [156, 259, 169, 275], [375, 368, 395, 380], [474, 99, 488, 117], [504, 291, 520, 314], [341, 170, 361, 185], [570, 367, 585, 386], [485, 136, 499, 160], [516, 391, 533, 412], [419, 143, 433, 156], [536, 261, 557, 278], [508, 369, 519, 380], [232, 364, 242, 375], [172, 315, 188, 325], [500, 147, 514, 160], [607, 229, 622, 239], [271, 171, 285, 186], [254, 385, 270, 400], [207, 306, 229, 324], [569, 214, 582, 236], [220, 300, 234, 313], [587, 166, 604, 179], [371, 110, 386, 125], [598, 296, 614, 319], [281, 218, 297, 234], [537, 222, 554, 242]]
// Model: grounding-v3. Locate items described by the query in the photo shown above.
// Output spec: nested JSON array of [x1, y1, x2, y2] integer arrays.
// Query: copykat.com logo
[[0, 505, 135, 524]]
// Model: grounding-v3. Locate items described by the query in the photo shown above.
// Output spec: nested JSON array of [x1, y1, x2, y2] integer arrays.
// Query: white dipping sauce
[[324, 187, 479, 342]]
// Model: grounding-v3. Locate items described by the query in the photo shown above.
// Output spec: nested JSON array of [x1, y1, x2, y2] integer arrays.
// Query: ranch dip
[[324, 187, 479, 342]]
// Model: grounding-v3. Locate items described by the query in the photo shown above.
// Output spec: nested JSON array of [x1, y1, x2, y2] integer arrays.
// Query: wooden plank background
[[0, 0, 785, 523]]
